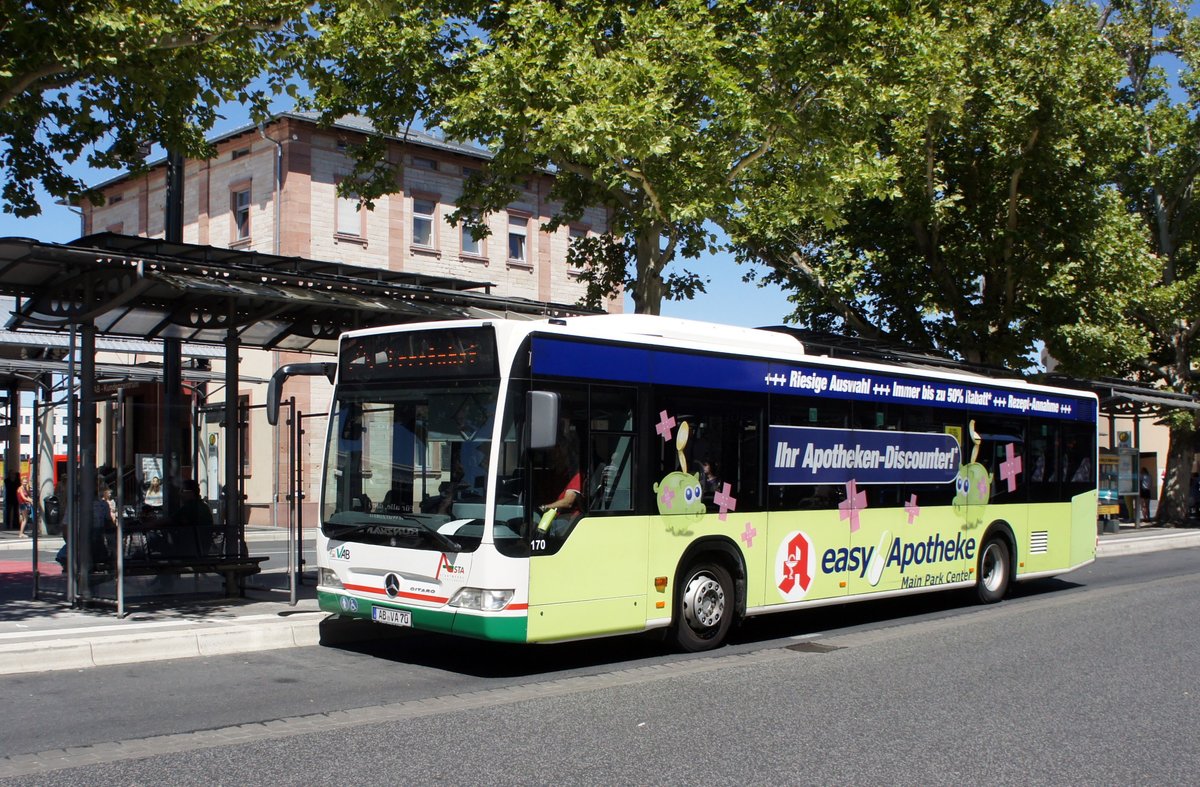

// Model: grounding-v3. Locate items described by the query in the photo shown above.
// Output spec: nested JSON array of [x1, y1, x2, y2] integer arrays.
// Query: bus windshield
[[321, 381, 498, 552]]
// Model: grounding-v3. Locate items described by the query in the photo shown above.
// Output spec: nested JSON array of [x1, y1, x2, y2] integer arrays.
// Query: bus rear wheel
[[673, 561, 734, 652], [976, 536, 1011, 604]]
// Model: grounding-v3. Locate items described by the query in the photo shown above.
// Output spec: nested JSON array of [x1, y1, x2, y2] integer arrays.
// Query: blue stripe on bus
[[530, 336, 1096, 422]]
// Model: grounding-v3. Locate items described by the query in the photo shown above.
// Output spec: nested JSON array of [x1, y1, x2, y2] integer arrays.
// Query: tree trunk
[[1158, 420, 1195, 524], [630, 231, 666, 315]]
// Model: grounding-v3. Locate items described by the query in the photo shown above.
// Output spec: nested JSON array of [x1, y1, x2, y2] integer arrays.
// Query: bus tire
[[976, 536, 1011, 604], [673, 560, 734, 652]]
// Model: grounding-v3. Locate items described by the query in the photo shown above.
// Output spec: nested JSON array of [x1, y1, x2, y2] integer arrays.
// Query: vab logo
[[328, 545, 351, 560], [384, 573, 401, 598], [776, 531, 815, 602]]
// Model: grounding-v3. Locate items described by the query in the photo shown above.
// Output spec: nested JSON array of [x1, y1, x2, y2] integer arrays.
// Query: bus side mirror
[[267, 363, 336, 426], [528, 391, 559, 449]]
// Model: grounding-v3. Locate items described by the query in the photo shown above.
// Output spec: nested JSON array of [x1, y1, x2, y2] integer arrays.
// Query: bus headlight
[[318, 568, 344, 589], [448, 587, 514, 611]]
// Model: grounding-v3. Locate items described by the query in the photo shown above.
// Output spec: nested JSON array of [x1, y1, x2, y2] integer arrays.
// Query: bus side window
[[1027, 421, 1060, 503], [980, 420, 1026, 505], [768, 395, 848, 511], [1061, 423, 1096, 499], [653, 390, 762, 515], [587, 386, 637, 514]]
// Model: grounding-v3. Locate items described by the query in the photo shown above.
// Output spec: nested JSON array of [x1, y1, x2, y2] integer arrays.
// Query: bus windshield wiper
[[325, 516, 462, 552]]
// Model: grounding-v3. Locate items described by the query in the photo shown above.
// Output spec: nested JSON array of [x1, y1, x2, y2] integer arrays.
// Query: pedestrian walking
[[16, 475, 32, 537]]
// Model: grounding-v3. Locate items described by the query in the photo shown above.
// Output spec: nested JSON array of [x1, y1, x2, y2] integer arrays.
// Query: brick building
[[74, 112, 617, 528], [83, 112, 615, 310]]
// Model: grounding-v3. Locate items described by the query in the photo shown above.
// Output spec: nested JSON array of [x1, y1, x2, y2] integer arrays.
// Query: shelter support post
[[224, 322, 241, 558], [5, 382, 17, 530], [78, 323, 97, 604], [163, 337, 182, 514]]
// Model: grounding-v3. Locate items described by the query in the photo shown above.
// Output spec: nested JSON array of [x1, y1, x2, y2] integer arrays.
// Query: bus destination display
[[340, 328, 497, 382]]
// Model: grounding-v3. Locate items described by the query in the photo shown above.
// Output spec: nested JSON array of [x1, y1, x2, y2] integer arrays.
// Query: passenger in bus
[[536, 423, 581, 533], [419, 482, 455, 515], [700, 460, 722, 511]]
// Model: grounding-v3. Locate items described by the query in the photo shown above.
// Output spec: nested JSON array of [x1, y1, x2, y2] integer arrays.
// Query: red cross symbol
[[905, 493, 920, 524], [740, 521, 757, 548], [839, 479, 867, 533], [778, 532, 813, 594], [714, 482, 737, 521], [660, 485, 675, 508], [999, 443, 1022, 492], [655, 410, 676, 441]]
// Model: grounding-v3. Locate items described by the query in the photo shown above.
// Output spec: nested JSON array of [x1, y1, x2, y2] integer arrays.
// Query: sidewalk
[[0, 526, 326, 676], [0, 522, 1198, 676]]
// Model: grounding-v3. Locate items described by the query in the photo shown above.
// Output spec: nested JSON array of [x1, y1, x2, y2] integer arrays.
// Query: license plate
[[371, 606, 412, 627]]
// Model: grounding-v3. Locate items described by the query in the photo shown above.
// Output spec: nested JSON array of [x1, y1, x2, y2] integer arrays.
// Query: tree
[[0, 0, 310, 217], [732, 0, 1153, 371], [1104, 0, 1200, 522], [292, 0, 901, 314]]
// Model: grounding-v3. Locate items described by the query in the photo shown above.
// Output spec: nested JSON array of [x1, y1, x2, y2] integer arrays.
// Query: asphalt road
[[2, 548, 1198, 784]]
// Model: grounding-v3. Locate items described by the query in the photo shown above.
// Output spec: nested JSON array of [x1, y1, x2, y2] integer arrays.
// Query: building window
[[232, 147, 250, 160], [411, 156, 438, 171], [508, 214, 528, 263], [231, 185, 251, 241], [412, 198, 436, 248], [461, 215, 484, 258], [336, 186, 363, 238]]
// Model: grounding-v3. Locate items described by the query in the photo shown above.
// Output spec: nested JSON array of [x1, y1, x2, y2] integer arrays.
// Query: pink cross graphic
[[977, 478, 989, 499], [838, 479, 868, 533], [740, 521, 757, 548], [714, 482, 737, 521], [655, 410, 676, 441], [660, 486, 675, 508], [905, 494, 920, 524], [999, 443, 1023, 492]]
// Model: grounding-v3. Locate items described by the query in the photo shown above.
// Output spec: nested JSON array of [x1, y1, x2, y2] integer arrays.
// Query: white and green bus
[[275, 315, 1097, 651]]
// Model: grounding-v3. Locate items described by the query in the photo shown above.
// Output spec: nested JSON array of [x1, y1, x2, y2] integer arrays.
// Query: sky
[[0, 110, 797, 330]]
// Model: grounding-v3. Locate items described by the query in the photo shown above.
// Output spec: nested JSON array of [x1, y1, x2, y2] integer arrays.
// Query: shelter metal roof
[[0, 233, 594, 355], [1045, 376, 1200, 417]]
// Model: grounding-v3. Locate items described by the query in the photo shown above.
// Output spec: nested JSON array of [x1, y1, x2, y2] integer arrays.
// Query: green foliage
[[733, 0, 1151, 372], [295, 0, 902, 313], [0, 0, 310, 217], [1106, 0, 1200, 389]]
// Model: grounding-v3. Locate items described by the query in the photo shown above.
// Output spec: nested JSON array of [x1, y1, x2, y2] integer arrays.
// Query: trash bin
[[42, 495, 61, 535]]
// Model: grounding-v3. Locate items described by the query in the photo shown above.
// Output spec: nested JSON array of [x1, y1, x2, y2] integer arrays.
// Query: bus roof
[[342, 314, 1098, 405]]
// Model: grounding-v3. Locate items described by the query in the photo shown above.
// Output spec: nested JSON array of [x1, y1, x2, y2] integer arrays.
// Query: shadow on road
[[318, 576, 1084, 680]]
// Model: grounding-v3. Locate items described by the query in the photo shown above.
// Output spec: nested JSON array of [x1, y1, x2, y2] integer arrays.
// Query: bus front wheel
[[976, 536, 1011, 604], [673, 561, 734, 652]]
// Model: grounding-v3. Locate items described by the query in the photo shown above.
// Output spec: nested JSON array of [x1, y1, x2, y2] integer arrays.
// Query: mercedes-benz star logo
[[384, 573, 401, 598]]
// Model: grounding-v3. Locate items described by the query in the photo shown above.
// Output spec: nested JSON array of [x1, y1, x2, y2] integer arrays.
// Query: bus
[[270, 315, 1098, 651]]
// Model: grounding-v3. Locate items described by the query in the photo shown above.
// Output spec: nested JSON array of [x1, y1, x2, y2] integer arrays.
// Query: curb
[[1096, 530, 1200, 557], [0, 612, 326, 675]]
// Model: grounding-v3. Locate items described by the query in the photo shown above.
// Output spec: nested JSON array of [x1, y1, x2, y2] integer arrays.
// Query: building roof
[[80, 111, 493, 195]]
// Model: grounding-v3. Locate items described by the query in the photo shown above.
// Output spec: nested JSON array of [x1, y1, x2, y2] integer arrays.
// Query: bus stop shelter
[[0, 232, 590, 610]]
